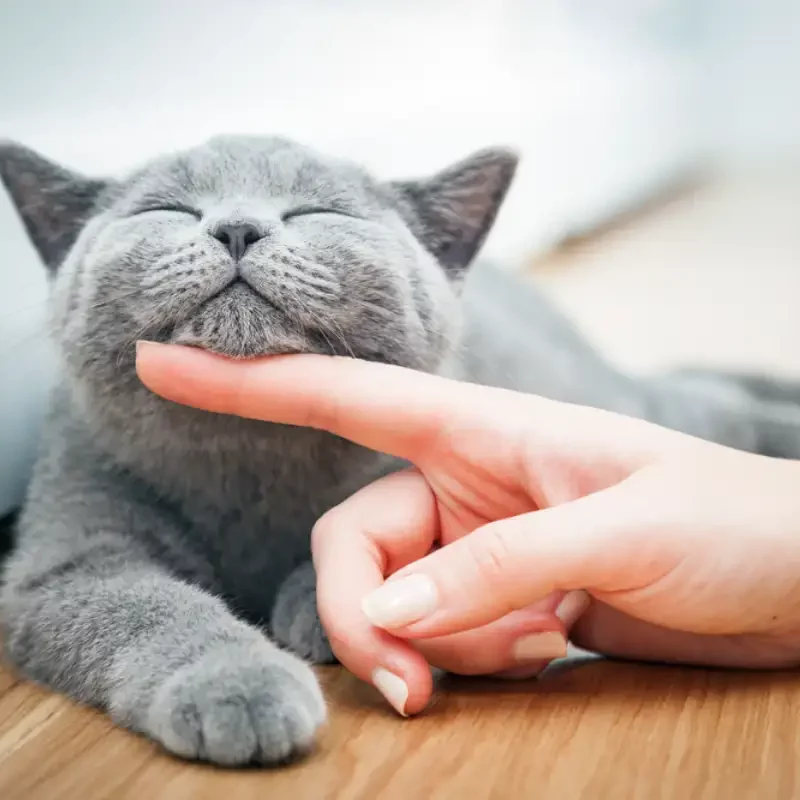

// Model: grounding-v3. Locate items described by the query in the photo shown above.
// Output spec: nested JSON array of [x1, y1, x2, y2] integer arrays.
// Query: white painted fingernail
[[512, 631, 568, 663], [372, 668, 409, 717], [555, 590, 590, 628], [361, 574, 438, 629]]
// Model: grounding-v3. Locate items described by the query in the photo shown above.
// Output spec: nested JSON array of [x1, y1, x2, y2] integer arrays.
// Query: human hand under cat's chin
[[136, 343, 800, 717]]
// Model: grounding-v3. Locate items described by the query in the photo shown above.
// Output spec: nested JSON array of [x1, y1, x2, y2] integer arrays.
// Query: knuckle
[[463, 526, 515, 589], [310, 511, 338, 554], [296, 381, 341, 433]]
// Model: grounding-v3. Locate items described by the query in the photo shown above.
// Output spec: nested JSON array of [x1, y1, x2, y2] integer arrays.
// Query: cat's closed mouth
[[200, 275, 275, 310], [167, 278, 341, 360]]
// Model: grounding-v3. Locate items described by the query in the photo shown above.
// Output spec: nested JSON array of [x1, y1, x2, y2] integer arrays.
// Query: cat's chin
[[168, 326, 336, 360], [167, 280, 341, 359], [169, 336, 324, 361]]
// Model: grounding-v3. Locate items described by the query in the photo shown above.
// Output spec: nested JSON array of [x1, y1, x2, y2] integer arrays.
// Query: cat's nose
[[211, 222, 264, 261]]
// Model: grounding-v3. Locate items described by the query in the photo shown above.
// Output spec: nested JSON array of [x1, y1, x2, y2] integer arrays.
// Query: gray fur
[[2, 135, 800, 766], [668, 366, 800, 409]]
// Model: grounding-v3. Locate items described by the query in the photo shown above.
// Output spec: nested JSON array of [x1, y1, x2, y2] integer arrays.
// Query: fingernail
[[371, 668, 409, 717], [555, 590, 590, 628], [512, 631, 568, 663], [361, 574, 438, 629], [135, 340, 159, 353]]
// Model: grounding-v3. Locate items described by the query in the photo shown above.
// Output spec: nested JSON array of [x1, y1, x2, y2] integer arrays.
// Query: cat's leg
[[1, 530, 325, 766], [272, 560, 336, 664]]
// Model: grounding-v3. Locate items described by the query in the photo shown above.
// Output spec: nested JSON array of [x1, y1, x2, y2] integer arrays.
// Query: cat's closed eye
[[133, 204, 202, 220], [281, 206, 360, 222]]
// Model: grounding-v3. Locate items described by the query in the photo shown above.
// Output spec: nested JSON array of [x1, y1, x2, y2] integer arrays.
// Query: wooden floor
[[4, 173, 800, 798], [1, 656, 798, 799]]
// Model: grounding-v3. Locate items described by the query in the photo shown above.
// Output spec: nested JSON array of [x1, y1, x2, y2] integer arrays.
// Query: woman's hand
[[137, 344, 800, 715]]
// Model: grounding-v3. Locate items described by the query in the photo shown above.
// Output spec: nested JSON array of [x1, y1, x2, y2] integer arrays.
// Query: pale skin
[[136, 343, 800, 716]]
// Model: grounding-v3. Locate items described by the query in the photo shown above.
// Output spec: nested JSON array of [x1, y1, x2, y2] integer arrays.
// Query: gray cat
[[2, 135, 800, 767]]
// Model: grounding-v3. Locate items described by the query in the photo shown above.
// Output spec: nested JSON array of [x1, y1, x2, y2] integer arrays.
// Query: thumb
[[360, 477, 669, 639]]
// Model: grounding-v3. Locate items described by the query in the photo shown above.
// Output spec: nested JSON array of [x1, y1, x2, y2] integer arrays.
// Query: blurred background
[[2, 0, 800, 515]]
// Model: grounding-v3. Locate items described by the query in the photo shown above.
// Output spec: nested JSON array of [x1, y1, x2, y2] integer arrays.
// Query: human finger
[[359, 480, 672, 639], [412, 591, 590, 676], [570, 601, 800, 669], [311, 469, 439, 714], [135, 342, 546, 463]]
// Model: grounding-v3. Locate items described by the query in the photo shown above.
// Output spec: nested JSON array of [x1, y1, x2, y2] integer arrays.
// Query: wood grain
[[1, 655, 797, 800]]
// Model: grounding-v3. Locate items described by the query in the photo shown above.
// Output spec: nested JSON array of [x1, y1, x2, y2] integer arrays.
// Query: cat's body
[[2, 135, 800, 766]]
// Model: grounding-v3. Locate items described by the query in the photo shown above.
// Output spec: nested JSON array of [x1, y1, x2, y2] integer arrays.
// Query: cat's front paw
[[272, 561, 336, 664], [145, 642, 325, 766]]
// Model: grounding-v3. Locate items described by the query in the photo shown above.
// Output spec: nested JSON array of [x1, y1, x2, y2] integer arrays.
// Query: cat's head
[[0, 135, 516, 387]]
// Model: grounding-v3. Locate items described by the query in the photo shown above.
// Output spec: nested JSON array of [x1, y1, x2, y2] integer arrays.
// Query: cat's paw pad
[[272, 563, 336, 665], [146, 643, 325, 766]]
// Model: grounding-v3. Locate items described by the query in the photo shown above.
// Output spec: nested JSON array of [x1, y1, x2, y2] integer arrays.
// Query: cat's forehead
[[118, 136, 376, 204]]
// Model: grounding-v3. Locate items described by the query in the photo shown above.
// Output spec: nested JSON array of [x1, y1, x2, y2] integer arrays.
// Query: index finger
[[312, 468, 439, 714], [135, 342, 542, 463]]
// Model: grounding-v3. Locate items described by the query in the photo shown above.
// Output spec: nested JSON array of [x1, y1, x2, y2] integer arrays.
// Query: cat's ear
[[390, 147, 518, 277], [0, 141, 109, 272]]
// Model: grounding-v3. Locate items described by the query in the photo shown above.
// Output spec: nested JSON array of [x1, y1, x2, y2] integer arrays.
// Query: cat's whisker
[[350, 299, 397, 322], [325, 315, 356, 359], [115, 309, 167, 368], [295, 296, 355, 359], [3, 288, 145, 322], [278, 258, 340, 294], [86, 289, 144, 312]]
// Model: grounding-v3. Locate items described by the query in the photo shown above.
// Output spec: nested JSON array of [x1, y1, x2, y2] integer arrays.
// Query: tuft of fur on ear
[[390, 147, 518, 277], [0, 141, 109, 272]]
